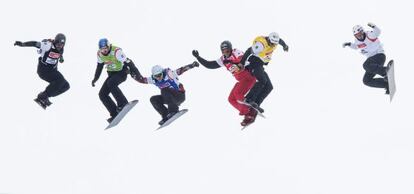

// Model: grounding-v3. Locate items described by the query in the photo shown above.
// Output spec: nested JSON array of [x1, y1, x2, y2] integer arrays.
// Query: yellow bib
[[253, 36, 277, 63]]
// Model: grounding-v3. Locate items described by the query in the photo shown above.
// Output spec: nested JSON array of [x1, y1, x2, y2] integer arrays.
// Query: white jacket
[[350, 26, 384, 58]]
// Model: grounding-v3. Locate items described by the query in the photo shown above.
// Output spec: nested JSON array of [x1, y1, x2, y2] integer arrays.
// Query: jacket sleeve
[[195, 55, 221, 69], [124, 58, 143, 78], [176, 62, 199, 75], [21, 41, 41, 48], [278, 38, 287, 48], [367, 25, 381, 40], [93, 63, 104, 81], [240, 47, 253, 65]]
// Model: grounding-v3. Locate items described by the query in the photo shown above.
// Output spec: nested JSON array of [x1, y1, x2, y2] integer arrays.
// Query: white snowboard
[[386, 60, 396, 102], [156, 109, 188, 130], [237, 100, 266, 118], [105, 100, 139, 130]]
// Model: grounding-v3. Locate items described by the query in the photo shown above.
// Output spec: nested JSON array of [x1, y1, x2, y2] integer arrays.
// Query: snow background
[[0, 0, 413, 193]]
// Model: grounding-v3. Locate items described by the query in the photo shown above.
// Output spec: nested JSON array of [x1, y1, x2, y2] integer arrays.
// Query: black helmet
[[54, 33, 66, 49], [220, 40, 232, 51]]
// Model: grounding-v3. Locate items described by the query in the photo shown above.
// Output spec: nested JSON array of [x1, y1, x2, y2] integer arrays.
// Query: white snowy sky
[[0, 0, 413, 194]]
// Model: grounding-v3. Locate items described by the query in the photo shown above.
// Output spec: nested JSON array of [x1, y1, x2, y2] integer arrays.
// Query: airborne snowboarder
[[343, 23, 392, 94], [14, 33, 70, 109]]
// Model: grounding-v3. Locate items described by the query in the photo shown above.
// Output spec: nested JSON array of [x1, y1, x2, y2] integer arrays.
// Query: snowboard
[[156, 109, 188, 130], [386, 60, 396, 102], [105, 100, 139, 130], [237, 100, 266, 118]]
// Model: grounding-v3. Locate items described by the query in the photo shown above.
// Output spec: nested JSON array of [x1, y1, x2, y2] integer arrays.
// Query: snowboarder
[[92, 38, 142, 123], [14, 33, 70, 109], [134, 62, 199, 125], [343, 23, 391, 94], [240, 32, 289, 114], [192, 40, 257, 126]]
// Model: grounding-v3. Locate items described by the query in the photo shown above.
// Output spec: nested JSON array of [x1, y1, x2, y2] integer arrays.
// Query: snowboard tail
[[105, 100, 139, 130]]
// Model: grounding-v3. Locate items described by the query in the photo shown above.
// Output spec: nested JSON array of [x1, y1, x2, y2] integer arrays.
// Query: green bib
[[98, 45, 124, 72]]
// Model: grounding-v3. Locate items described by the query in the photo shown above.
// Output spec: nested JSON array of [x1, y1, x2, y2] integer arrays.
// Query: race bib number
[[106, 63, 116, 70], [228, 64, 241, 73], [45, 58, 58, 64], [45, 51, 60, 65]]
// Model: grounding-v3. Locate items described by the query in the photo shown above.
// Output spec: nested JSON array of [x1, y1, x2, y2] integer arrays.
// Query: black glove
[[342, 42, 351, 48], [191, 61, 199, 68], [192, 50, 200, 58], [91, 79, 97, 87], [59, 56, 64, 63], [283, 45, 289, 52], [14, 41, 23, 46]]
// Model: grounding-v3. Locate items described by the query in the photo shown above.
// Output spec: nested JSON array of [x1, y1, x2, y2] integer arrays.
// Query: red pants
[[228, 70, 256, 115]]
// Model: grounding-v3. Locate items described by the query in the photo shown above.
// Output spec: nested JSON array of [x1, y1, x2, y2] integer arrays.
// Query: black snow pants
[[37, 62, 70, 98], [150, 88, 185, 119], [362, 53, 387, 89], [245, 56, 274, 106], [99, 69, 128, 117]]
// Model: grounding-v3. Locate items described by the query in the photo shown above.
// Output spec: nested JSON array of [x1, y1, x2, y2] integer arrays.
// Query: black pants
[[99, 71, 128, 117], [245, 56, 273, 106], [362, 53, 387, 89], [37, 62, 70, 97], [150, 88, 185, 119]]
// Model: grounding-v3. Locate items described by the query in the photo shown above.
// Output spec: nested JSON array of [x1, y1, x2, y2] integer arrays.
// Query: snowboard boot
[[117, 102, 128, 113], [34, 92, 52, 109], [158, 112, 174, 125], [34, 98, 48, 109], [166, 111, 178, 120], [107, 111, 119, 123], [158, 117, 168, 125], [241, 108, 257, 126], [107, 117, 115, 123], [243, 98, 264, 113]]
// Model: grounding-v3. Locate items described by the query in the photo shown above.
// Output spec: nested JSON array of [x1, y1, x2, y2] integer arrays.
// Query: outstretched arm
[[278, 38, 289, 51], [14, 41, 41, 48], [176, 61, 199, 75], [192, 50, 221, 69]]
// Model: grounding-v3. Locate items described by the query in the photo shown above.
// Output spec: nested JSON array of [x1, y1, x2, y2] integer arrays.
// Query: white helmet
[[152, 65, 164, 76], [353, 25, 364, 35], [268, 32, 280, 44]]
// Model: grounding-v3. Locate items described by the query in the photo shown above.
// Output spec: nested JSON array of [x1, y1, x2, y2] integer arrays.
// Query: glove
[[367, 22, 376, 28], [342, 42, 351, 48], [192, 50, 200, 58], [191, 61, 199, 68], [283, 45, 289, 52], [14, 41, 23, 46], [91, 79, 97, 87], [59, 57, 64, 63]]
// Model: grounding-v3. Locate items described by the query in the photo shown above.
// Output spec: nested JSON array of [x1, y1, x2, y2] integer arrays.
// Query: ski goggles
[[153, 73, 163, 78]]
